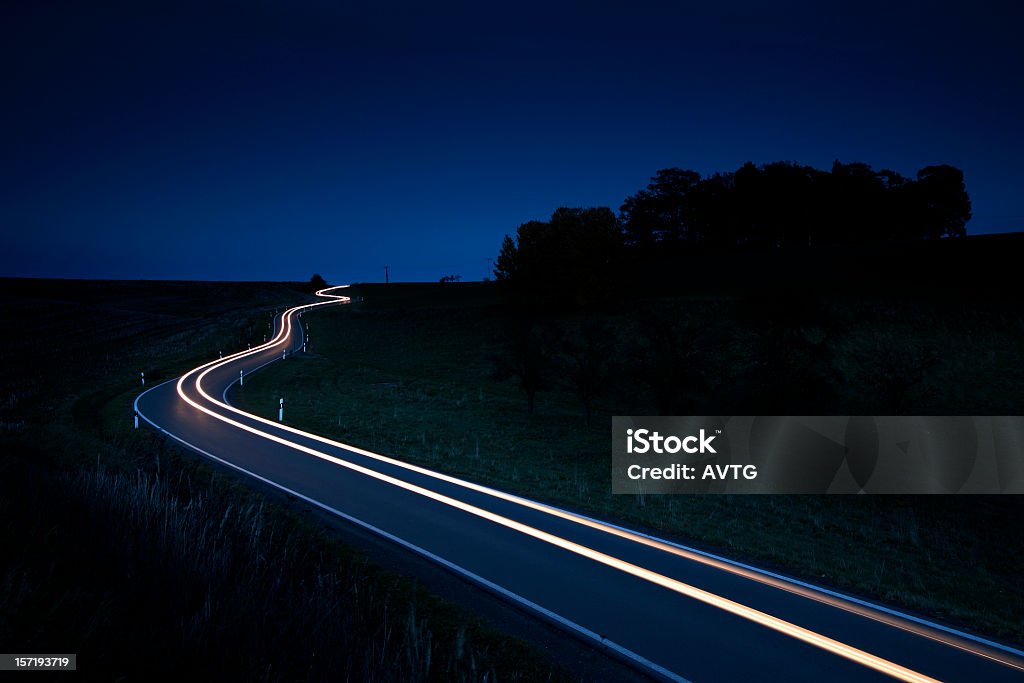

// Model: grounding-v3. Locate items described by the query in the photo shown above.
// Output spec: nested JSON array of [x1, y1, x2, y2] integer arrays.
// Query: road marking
[[199, 289, 1024, 672], [178, 367, 944, 681], [136, 378, 688, 682], [168, 292, 939, 682], [139, 285, 1022, 681]]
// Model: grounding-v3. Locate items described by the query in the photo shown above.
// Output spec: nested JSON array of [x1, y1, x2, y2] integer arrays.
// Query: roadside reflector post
[[282, 349, 286, 360], [219, 350, 223, 359], [140, 371, 145, 386], [134, 410, 139, 430], [279, 397, 284, 423], [239, 369, 244, 387]]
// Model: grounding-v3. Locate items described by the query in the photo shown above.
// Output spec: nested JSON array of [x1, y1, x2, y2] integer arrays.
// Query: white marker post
[[278, 397, 284, 423], [219, 350, 223, 359], [239, 369, 244, 387], [282, 349, 286, 360], [134, 410, 139, 430], [140, 371, 145, 386]]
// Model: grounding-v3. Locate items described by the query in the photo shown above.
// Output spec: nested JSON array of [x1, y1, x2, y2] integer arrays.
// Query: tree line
[[494, 160, 971, 306], [489, 159, 973, 419], [490, 288, 955, 424]]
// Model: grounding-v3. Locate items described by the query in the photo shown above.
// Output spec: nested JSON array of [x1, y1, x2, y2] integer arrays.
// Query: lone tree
[[491, 322, 556, 415], [559, 320, 615, 425], [912, 165, 972, 239], [308, 273, 328, 292]]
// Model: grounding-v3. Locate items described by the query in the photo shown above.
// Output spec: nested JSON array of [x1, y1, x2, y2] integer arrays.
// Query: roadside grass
[[235, 282, 1024, 647], [0, 279, 566, 682], [0, 457, 543, 681]]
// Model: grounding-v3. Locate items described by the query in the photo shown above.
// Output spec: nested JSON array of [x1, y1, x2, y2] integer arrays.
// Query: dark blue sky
[[3, 1, 1022, 283]]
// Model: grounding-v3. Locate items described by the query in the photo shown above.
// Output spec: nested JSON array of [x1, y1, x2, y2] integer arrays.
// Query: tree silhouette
[[615, 160, 971, 250], [491, 322, 556, 415], [494, 208, 622, 309], [631, 311, 710, 415], [493, 235, 519, 281], [308, 274, 328, 292], [558, 320, 615, 425], [494, 160, 973, 307], [913, 165, 972, 239], [620, 169, 701, 247]]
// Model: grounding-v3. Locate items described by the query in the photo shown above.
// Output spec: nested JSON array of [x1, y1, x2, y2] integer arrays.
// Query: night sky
[[3, 1, 1022, 283]]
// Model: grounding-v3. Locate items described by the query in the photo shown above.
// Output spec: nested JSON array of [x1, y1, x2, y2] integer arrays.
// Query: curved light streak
[[163, 285, 1020, 681]]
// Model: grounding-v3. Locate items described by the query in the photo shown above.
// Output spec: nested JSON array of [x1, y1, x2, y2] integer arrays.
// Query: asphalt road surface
[[136, 286, 1024, 682]]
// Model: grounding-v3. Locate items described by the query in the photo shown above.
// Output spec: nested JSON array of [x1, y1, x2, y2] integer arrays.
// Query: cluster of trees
[[491, 320, 615, 425], [494, 161, 971, 305], [620, 161, 971, 249], [492, 294, 953, 421], [495, 207, 623, 307]]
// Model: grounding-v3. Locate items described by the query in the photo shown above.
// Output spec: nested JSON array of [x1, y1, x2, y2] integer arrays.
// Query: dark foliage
[[490, 321, 558, 415], [0, 280, 560, 683], [308, 273, 329, 292], [621, 161, 971, 248], [494, 161, 972, 308], [557, 320, 617, 425], [494, 207, 623, 309]]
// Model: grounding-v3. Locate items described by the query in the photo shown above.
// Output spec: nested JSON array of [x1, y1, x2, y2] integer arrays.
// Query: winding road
[[135, 285, 1024, 682]]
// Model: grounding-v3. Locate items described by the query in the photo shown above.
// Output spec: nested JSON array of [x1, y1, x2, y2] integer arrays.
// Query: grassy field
[[235, 281, 1024, 646], [0, 279, 567, 681]]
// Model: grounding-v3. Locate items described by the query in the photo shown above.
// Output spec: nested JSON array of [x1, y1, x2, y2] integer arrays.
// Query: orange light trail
[[165, 285, 1020, 681]]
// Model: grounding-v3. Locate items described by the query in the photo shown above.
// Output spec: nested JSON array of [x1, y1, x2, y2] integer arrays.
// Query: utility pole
[[384, 265, 390, 284]]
